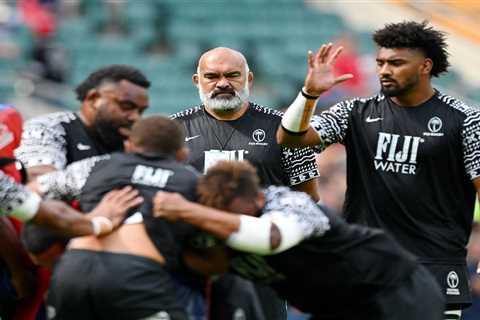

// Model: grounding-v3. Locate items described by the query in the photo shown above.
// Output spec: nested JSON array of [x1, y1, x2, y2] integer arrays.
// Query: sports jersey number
[[203, 150, 247, 173]]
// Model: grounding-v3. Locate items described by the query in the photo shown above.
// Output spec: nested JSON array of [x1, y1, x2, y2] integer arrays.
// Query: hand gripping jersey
[[171, 103, 319, 187], [37, 152, 200, 269], [15, 111, 117, 169]]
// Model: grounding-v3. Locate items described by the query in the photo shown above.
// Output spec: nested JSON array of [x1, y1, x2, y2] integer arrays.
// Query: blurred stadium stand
[[0, 0, 478, 118]]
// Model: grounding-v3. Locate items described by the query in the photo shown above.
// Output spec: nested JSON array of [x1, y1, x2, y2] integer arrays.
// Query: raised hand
[[304, 43, 354, 97]]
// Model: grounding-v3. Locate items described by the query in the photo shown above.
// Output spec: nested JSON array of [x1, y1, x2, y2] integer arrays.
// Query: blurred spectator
[[316, 34, 369, 110], [97, 1, 128, 36], [464, 224, 480, 319], [30, 36, 68, 83], [315, 144, 347, 214]]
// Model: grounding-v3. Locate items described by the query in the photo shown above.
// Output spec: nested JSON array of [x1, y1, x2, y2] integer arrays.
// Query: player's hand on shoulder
[[87, 186, 143, 230], [304, 43, 354, 97]]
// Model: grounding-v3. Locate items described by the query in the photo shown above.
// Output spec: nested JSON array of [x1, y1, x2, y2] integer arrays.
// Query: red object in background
[[0, 105, 50, 320], [0, 105, 23, 183], [18, 0, 56, 37]]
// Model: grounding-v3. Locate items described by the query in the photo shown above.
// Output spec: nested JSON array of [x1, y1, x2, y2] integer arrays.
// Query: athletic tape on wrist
[[226, 215, 272, 255], [10, 191, 41, 222], [91, 216, 113, 236], [281, 89, 318, 133]]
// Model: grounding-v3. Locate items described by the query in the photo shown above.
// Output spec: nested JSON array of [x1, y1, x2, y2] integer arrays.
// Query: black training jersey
[[15, 111, 115, 169], [37, 152, 200, 269], [171, 103, 319, 187], [229, 186, 418, 316], [311, 91, 480, 262]]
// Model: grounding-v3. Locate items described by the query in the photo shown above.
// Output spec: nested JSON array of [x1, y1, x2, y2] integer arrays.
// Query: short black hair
[[75, 64, 151, 101], [130, 116, 185, 155], [373, 21, 449, 77]]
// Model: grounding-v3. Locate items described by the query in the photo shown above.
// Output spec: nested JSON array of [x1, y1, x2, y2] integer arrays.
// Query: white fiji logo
[[446, 271, 460, 295], [249, 129, 268, 146], [373, 132, 424, 175], [76, 143, 91, 151], [423, 116, 444, 137], [131, 165, 174, 188]]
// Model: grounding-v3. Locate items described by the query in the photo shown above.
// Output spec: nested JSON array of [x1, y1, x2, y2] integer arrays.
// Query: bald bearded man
[[171, 47, 321, 320]]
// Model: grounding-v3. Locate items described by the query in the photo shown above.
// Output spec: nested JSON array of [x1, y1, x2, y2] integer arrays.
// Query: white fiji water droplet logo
[[233, 308, 246, 320]]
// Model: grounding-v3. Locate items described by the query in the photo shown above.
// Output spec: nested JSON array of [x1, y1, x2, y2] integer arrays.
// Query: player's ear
[[192, 74, 199, 87], [421, 58, 433, 75], [175, 146, 189, 162], [247, 71, 254, 88], [254, 191, 265, 212], [85, 89, 101, 110]]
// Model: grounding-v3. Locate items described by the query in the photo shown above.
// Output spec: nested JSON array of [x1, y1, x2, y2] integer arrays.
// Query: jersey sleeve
[[263, 187, 331, 238], [0, 171, 39, 220], [281, 146, 320, 186], [36, 155, 110, 200], [15, 116, 68, 169], [310, 98, 357, 152], [462, 110, 480, 180]]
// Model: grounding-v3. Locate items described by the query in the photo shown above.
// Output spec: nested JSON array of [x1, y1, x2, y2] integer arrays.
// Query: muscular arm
[[278, 44, 353, 149], [276, 126, 321, 148], [154, 193, 298, 255], [292, 177, 320, 202]]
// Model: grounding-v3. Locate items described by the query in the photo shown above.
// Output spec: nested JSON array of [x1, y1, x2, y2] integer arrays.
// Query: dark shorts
[[48, 249, 187, 320], [311, 266, 444, 320], [421, 261, 472, 309], [210, 273, 286, 320]]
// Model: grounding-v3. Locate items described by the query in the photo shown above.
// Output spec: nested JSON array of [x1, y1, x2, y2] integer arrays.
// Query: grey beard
[[199, 87, 249, 112]]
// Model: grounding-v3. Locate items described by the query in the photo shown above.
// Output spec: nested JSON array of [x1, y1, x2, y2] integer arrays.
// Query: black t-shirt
[[37, 152, 200, 270], [171, 103, 319, 187], [311, 91, 480, 263], [16, 111, 116, 169], [229, 186, 418, 316]]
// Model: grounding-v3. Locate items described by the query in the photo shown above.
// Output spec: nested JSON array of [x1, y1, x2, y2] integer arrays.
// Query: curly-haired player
[[278, 20, 480, 320], [154, 160, 444, 320]]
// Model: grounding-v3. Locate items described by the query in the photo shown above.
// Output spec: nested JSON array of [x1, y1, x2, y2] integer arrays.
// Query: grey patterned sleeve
[[281, 146, 320, 186], [310, 98, 357, 152], [263, 186, 330, 238], [36, 155, 110, 200], [462, 109, 480, 180], [0, 172, 33, 215], [15, 115, 69, 169]]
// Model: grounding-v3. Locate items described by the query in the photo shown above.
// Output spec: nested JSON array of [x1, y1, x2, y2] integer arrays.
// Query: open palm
[[304, 43, 354, 96]]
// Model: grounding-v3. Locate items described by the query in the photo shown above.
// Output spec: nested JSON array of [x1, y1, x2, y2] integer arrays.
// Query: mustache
[[380, 77, 396, 83], [210, 88, 236, 98]]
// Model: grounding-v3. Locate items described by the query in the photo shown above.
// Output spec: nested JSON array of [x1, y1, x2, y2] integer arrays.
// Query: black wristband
[[301, 88, 319, 100]]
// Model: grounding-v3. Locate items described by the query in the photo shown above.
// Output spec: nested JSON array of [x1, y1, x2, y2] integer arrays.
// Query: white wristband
[[226, 215, 272, 255], [281, 89, 318, 133], [91, 216, 113, 236], [10, 191, 41, 221]]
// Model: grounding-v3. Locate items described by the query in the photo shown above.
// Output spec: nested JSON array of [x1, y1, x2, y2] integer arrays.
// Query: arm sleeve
[[0, 172, 39, 221], [281, 146, 320, 186], [310, 98, 357, 152], [461, 109, 480, 180], [262, 187, 331, 238], [14, 115, 70, 169], [36, 155, 110, 200], [226, 188, 331, 255]]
